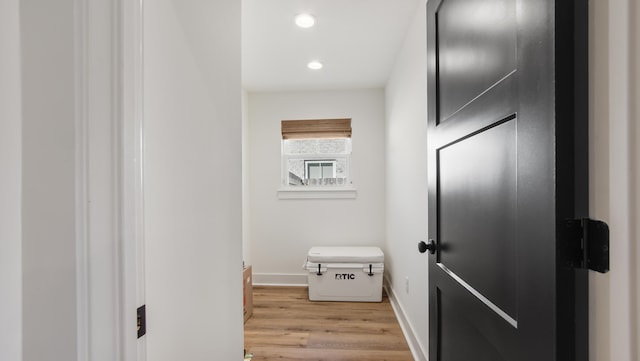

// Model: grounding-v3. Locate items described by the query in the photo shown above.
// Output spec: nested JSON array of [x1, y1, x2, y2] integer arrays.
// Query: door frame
[[75, 0, 144, 360], [122, 0, 146, 359], [593, 1, 640, 361]]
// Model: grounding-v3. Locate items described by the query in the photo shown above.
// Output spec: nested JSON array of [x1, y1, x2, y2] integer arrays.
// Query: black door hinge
[[562, 218, 610, 273], [137, 305, 146, 338]]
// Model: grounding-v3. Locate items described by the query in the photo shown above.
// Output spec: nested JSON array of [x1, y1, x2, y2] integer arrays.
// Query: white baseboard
[[384, 278, 428, 361], [252, 273, 308, 286]]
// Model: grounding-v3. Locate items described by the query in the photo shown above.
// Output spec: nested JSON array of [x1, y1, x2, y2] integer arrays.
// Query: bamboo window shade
[[281, 118, 352, 139]]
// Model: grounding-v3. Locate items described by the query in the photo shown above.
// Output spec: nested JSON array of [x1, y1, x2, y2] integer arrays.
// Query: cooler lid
[[307, 246, 384, 263]]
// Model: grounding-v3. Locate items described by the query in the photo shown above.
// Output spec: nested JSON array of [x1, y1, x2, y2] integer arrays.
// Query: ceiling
[[241, 0, 422, 92]]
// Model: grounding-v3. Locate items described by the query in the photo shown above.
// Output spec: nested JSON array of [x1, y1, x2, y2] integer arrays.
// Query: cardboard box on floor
[[243, 266, 253, 322]]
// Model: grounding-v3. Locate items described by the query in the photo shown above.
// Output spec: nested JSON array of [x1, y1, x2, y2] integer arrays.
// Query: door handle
[[418, 240, 436, 255]]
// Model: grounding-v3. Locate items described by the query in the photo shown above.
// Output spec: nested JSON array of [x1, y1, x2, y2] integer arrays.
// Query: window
[[281, 119, 352, 188], [305, 160, 336, 180]]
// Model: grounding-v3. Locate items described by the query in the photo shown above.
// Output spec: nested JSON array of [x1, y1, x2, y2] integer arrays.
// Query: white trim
[[112, 0, 129, 359], [277, 187, 357, 199], [122, 0, 145, 360], [105, 0, 126, 358], [384, 277, 428, 361], [608, 1, 636, 360], [74, 0, 89, 359], [252, 273, 309, 287], [74, 0, 143, 359]]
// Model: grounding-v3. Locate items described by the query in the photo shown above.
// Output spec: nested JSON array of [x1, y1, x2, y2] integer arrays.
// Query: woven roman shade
[[281, 118, 352, 139]]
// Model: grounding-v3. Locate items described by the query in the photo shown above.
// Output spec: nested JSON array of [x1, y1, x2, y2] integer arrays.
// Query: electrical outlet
[[405, 276, 409, 294]]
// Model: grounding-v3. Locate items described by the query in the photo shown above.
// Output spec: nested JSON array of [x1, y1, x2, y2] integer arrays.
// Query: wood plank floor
[[244, 286, 414, 361]]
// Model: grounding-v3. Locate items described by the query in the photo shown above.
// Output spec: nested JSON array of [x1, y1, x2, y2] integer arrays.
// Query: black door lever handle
[[418, 240, 436, 255]]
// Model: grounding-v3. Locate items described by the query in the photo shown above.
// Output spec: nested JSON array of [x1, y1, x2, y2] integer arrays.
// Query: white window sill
[[277, 186, 357, 200]]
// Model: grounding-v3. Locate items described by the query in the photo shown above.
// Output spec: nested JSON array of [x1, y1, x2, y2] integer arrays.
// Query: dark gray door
[[426, 0, 589, 360]]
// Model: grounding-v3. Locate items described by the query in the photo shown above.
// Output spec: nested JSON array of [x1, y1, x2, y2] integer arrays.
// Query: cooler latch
[[367, 264, 374, 276], [317, 263, 323, 276]]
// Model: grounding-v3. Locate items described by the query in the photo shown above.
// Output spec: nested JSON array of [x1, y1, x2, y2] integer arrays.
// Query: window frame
[[304, 160, 337, 180], [278, 119, 356, 199]]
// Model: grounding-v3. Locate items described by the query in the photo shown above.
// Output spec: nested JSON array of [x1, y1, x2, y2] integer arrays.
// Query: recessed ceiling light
[[295, 13, 315, 28], [307, 61, 323, 70]]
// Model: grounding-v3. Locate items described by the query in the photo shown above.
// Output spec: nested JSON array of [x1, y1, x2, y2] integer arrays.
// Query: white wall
[[589, 0, 640, 360], [20, 1, 78, 360], [0, 0, 22, 360], [143, 0, 243, 359], [246, 89, 386, 284], [384, 0, 429, 359], [635, 2, 640, 357], [242, 90, 252, 266]]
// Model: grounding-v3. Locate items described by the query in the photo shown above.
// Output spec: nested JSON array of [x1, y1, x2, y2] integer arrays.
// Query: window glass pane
[[321, 163, 334, 177], [283, 138, 351, 155], [288, 172, 304, 185], [317, 139, 348, 154], [283, 138, 351, 187], [308, 164, 321, 179], [335, 159, 347, 178], [288, 159, 305, 180], [284, 139, 317, 154]]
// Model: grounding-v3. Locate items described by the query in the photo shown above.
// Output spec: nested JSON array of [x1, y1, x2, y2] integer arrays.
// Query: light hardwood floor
[[244, 286, 414, 361]]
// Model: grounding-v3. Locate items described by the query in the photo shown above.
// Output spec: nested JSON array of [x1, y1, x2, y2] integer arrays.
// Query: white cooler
[[303, 246, 384, 302]]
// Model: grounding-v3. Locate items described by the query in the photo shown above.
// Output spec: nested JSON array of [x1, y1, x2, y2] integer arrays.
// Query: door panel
[[438, 118, 517, 319], [439, 288, 507, 361], [427, 0, 589, 360], [435, 269, 519, 358], [437, 0, 517, 122], [434, 74, 517, 148]]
